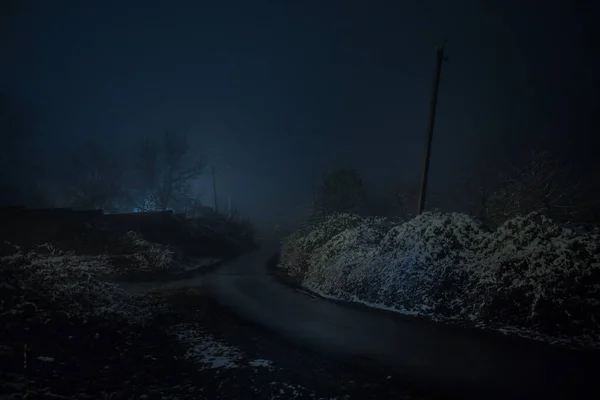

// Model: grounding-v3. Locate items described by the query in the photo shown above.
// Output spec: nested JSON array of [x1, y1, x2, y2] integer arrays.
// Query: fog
[[1, 0, 599, 232]]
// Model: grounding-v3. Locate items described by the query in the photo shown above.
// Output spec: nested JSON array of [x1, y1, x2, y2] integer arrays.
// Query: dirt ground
[[1, 285, 437, 400]]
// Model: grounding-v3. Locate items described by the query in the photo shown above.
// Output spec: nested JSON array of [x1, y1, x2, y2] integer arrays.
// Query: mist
[[3, 2, 600, 400], [1, 0, 599, 228]]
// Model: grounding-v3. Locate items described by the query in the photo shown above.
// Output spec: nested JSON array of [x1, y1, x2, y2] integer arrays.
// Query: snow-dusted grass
[[1, 242, 164, 324], [168, 322, 277, 371], [169, 322, 242, 369], [116, 231, 174, 273], [278, 212, 600, 348], [267, 382, 311, 400], [248, 359, 274, 368], [0, 241, 170, 398]]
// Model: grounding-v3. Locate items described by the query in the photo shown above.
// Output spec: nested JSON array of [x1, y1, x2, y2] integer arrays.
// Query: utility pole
[[417, 41, 448, 214], [212, 166, 218, 214], [312, 179, 316, 211]]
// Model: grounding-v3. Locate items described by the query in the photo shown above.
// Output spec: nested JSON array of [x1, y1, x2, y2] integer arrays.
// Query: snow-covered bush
[[464, 214, 600, 336], [116, 231, 174, 273], [305, 217, 390, 300], [1, 243, 163, 324], [279, 212, 600, 347], [299, 212, 485, 311], [279, 213, 364, 277]]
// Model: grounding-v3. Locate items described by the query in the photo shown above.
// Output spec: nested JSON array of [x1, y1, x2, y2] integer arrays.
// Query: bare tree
[[134, 130, 204, 211], [63, 140, 124, 211], [315, 167, 366, 216], [390, 183, 421, 220], [488, 148, 581, 225], [0, 91, 52, 207], [378, 174, 422, 220], [0, 0, 20, 47], [461, 162, 498, 223]]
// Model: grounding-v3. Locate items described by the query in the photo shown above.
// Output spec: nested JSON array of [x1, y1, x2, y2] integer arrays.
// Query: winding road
[[125, 241, 600, 399], [202, 241, 600, 400]]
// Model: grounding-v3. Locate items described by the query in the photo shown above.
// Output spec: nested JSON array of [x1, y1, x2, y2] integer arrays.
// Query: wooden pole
[[417, 42, 447, 214], [212, 166, 218, 214], [312, 179, 316, 211]]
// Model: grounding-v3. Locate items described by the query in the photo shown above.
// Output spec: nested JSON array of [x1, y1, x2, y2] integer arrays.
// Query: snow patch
[[268, 382, 311, 400], [248, 358, 274, 368], [169, 323, 242, 369]]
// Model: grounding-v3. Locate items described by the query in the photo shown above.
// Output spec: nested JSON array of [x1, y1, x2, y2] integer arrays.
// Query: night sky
[[1, 0, 598, 229]]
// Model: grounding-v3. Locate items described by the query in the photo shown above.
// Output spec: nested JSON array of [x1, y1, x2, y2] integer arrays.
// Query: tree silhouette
[[316, 167, 366, 216], [488, 148, 581, 225], [133, 130, 204, 211], [63, 140, 124, 211]]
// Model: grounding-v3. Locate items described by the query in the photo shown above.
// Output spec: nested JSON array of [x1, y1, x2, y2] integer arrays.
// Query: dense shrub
[[115, 231, 174, 273], [1, 242, 164, 324], [279, 214, 364, 278], [278, 212, 600, 347]]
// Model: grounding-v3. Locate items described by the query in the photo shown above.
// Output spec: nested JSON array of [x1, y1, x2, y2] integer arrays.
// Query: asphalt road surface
[[202, 241, 600, 400]]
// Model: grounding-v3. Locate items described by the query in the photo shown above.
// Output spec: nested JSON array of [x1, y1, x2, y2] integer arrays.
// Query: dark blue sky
[[1, 0, 598, 227]]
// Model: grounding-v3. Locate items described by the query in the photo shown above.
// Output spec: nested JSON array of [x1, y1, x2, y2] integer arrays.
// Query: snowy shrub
[[373, 212, 484, 311], [0, 243, 163, 324], [465, 214, 600, 336], [305, 217, 390, 300], [279, 213, 364, 277], [300, 213, 364, 249], [118, 231, 174, 273], [279, 239, 311, 278], [303, 212, 485, 311], [279, 212, 600, 347]]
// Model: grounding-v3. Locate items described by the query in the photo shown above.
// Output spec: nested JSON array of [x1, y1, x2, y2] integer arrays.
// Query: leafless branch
[[133, 130, 204, 211]]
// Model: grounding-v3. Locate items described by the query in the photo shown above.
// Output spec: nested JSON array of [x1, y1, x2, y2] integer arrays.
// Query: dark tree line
[[131, 131, 204, 212], [314, 168, 366, 216], [311, 147, 598, 227], [58, 131, 204, 213], [0, 91, 47, 206], [2, 86, 597, 226], [464, 148, 595, 226]]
